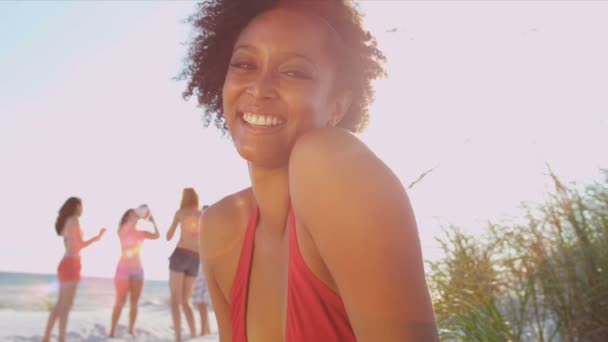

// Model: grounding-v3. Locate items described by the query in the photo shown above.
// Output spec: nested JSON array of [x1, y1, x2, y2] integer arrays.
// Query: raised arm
[[289, 128, 439, 342], [70, 218, 105, 251], [166, 211, 180, 241], [81, 229, 105, 249], [142, 216, 160, 240]]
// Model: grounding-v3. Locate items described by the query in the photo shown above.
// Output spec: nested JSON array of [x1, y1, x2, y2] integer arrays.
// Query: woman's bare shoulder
[[199, 188, 255, 260]]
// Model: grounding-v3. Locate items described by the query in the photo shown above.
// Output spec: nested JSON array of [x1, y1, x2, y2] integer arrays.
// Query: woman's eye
[[230, 61, 256, 70], [282, 70, 312, 80]]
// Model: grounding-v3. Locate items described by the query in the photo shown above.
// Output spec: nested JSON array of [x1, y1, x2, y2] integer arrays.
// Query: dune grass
[[428, 169, 608, 341]]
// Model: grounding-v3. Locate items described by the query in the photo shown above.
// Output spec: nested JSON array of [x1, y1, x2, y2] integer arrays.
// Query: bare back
[[61, 217, 82, 257], [169, 207, 203, 253]]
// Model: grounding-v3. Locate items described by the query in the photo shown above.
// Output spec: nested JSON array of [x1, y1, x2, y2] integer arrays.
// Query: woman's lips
[[241, 111, 285, 127]]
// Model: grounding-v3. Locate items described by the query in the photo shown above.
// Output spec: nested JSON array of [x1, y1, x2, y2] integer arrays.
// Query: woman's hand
[[97, 228, 107, 241], [147, 216, 161, 240]]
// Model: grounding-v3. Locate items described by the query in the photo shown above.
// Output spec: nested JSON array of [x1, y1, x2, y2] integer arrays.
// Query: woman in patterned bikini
[[109, 207, 160, 338]]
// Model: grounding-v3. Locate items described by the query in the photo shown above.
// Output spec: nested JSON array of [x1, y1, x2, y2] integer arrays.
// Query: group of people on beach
[[43, 0, 440, 341], [43, 188, 212, 342]]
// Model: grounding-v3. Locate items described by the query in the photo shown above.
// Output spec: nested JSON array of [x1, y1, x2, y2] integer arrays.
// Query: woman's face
[[76, 204, 83, 217], [222, 7, 345, 167]]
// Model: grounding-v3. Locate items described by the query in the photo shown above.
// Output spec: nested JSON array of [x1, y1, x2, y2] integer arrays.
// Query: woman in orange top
[[109, 207, 160, 337]]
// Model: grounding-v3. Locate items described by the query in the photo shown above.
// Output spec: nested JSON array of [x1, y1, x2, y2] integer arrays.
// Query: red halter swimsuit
[[230, 207, 356, 341]]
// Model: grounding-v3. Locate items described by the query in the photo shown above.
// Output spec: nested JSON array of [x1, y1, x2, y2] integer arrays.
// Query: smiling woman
[[179, 1, 438, 341]]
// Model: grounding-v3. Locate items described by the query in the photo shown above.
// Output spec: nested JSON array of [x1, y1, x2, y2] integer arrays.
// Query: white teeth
[[242, 112, 283, 127]]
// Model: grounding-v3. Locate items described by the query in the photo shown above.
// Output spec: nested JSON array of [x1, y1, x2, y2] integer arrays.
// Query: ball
[[135, 204, 150, 219]]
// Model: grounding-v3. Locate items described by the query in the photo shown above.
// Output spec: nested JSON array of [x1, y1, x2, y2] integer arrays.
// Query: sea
[[0, 271, 169, 312]]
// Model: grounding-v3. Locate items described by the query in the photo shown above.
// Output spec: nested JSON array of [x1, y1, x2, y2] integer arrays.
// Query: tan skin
[[200, 7, 438, 342], [195, 206, 212, 337], [167, 206, 201, 341], [43, 204, 106, 342], [195, 301, 211, 336], [109, 210, 160, 337]]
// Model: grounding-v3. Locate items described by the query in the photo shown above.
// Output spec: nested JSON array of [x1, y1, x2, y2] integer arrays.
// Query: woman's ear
[[328, 89, 352, 127]]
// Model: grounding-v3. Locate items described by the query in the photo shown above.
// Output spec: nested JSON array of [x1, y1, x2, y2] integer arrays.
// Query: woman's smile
[[241, 112, 285, 127]]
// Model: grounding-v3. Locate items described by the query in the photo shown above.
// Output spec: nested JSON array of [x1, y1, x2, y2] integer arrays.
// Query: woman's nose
[[245, 70, 278, 100]]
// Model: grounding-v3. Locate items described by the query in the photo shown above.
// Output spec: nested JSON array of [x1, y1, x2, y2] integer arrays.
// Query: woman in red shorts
[[42, 197, 106, 342]]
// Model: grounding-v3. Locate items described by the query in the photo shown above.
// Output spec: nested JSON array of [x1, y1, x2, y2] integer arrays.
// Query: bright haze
[[1, 1, 606, 280]]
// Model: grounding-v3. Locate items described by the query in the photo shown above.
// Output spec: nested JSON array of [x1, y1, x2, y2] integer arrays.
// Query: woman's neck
[[122, 223, 135, 231], [249, 163, 291, 239]]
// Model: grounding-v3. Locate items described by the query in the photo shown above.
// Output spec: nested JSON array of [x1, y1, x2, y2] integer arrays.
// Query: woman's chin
[[237, 147, 290, 169]]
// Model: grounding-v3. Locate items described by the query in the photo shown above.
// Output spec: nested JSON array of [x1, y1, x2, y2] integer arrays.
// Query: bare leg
[[128, 279, 143, 336], [42, 285, 65, 341], [197, 303, 211, 336], [182, 275, 197, 338], [57, 281, 78, 342], [110, 279, 129, 337], [170, 271, 185, 342]]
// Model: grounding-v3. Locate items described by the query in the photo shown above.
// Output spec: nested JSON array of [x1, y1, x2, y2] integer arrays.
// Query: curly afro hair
[[178, 0, 386, 133]]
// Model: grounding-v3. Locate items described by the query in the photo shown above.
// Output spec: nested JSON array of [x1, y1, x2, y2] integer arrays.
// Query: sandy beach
[[0, 271, 218, 341], [0, 308, 219, 342]]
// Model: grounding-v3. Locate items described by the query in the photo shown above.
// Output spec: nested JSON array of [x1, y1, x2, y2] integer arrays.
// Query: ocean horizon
[[0, 271, 170, 312]]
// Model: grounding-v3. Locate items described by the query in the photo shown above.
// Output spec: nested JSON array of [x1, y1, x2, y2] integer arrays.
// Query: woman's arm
[[289, 128, 439, 342], [166, 211, 180, 241], [143, 216, 160, 240], [205, 264, 232, 342], [74, 219, 105, 250], [199, 206, 233, 341]]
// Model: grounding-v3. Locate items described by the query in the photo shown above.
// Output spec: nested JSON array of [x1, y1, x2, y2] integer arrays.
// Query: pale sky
[[1, 1, 607, 280]]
